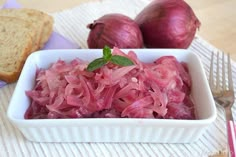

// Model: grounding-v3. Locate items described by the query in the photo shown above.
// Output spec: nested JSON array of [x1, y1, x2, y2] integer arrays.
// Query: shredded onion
[[25, 48, 195, 120], [135, 0, 201, 48], [87, 13, 143, 48]]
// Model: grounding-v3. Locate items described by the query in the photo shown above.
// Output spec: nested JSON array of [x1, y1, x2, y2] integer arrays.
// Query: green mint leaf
[[103, 45, 112, 61], [110, 55, 134, 66], [87, 58, 107, 72]]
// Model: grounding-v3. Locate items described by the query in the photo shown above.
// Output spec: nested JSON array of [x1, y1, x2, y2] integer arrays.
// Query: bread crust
[[40, 13, 54, 48]]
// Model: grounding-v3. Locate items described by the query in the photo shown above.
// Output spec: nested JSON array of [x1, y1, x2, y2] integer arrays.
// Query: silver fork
[[209, 51, 236, 157]]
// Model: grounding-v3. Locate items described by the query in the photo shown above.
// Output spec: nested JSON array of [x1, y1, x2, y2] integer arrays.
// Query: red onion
[[135, 0, 201, 48], [87, 13, 143, 48]]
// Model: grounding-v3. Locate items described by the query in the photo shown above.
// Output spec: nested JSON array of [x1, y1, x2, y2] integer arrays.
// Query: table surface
[[1, 0, 236, 61]]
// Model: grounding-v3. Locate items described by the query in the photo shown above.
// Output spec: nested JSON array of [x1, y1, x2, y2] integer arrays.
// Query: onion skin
[[135, 0, 201, 48], [87, 13, 143, 48]]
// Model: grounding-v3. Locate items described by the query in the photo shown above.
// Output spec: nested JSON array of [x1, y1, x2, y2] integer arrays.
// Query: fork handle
[[227, 120, 236, 157]]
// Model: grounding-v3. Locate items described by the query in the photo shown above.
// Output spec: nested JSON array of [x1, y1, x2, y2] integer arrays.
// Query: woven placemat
[[0, 0, 235, 156]]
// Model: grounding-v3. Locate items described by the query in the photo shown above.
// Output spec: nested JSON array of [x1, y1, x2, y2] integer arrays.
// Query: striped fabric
[[0, 0, 235, 156]]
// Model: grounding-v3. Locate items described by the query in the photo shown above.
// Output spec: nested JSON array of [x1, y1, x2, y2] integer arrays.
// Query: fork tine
[[222, 52, 226, 90], [209, 52, 215, 90], [227, 53, 234, 91], [216, 51, 220, 90]]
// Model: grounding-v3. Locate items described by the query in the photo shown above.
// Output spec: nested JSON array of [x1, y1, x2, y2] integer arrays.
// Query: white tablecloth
[[0, 0, 235, 156]]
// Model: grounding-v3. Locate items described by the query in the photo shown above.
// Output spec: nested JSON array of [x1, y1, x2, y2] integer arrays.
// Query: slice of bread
[[0, 16, 33, 83], [0, 8, 54, 51], [0, 9, 53, 83]]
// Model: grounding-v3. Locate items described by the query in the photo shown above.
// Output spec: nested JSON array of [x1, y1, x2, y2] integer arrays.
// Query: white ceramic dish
[[7, 49, 216, 143]]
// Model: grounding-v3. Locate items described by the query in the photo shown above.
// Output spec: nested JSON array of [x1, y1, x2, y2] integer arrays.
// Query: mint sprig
[[110, 55, 134, 66], [103, 46, 112, 61], [87, 46, 134, 72]]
